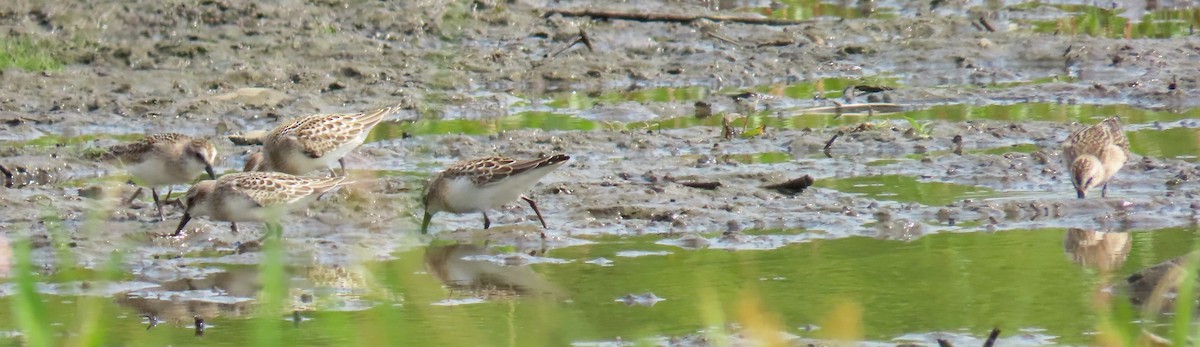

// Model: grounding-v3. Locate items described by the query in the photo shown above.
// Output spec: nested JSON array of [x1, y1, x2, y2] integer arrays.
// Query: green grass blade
[[11, 238, 52, 347]]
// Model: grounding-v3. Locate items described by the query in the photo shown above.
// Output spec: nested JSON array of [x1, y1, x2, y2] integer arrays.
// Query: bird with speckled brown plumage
[[103, 133, 218, 221], [421, 154, 570, 238], [245, 105, 397, 176], [1062, 116, 1129, 198]]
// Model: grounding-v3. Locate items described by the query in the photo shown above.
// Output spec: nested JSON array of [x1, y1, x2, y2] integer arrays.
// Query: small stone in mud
[[228, 130, 268, 145], [676, 233, 710, 249], [694, 101, 712, 119], [763, 175, 815, 195], [616, 292, 665, 307], [194, 316, 205, 337], [78, 186, 105, 199]]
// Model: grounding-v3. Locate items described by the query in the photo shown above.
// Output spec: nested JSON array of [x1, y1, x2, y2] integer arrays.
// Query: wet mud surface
[[2, 0, 1200, 345]]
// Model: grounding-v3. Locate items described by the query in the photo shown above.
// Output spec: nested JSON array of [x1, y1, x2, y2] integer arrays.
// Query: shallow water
[[1, 227, 1197, 345]]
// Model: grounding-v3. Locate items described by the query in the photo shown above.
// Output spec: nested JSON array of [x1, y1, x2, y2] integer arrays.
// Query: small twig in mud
[[543, 8, 815, 26], [978, 17, 995, 32], [721, 115, 736, 140], [705, 31, 742, 46], [545, 29, 595, 59], [829, 100, 845, 119], [756, 38, 794, 48], [143, 315, 158, 331], [983, 328, 1001, 347], [579, 28, 594, 51], [952, 134, 964, 155], [1140, 328, 1171, 346], [678, 181, 721, 190], [763, 175, 815, 195], [823, 131, 843, 158], [0, 163, 12, 185]]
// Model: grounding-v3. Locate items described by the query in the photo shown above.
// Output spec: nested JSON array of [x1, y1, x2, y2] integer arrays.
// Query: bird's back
[[1064, 117, 1126, 162], [265, 106, 396, 159], [104, 133, 188, 164], [221, 172, 347, 207]]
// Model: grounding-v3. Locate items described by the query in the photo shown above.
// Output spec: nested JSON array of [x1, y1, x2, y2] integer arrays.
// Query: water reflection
[[115, 263, 385, 325], [424, 244, 565, 299], [116, 268, 259, 324], [1062, 228, 1131, 272]]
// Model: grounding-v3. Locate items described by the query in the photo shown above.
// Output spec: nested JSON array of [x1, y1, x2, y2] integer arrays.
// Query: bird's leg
[[482, 212, 491, 230], [521, 195, 548, 228], [125, 186, 144, 205], [231, 222, 239, 234], [521, 195, 549, 240], [151, 188, 165, 222], [1102, 182, 1108, 198], [339, 158, 348, 177], [161, 186, 179, 206]]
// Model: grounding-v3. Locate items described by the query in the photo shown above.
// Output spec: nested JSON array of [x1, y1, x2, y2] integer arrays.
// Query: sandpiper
[[245, 105, 397, 176], [421, 155, 571, 238], [169, 172, 348, 237], [1062, 116, 1129, 198], [103, 133, 218, 221]]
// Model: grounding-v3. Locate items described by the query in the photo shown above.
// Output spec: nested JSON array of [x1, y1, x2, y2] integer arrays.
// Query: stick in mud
[[823, 131, 843, 158], [0, 163, 11, 188], [763, 175, 815, 195], [983, 328, 1000, 347], [721, 115, 735, 140], [952, 134, 964, 155], [545, 29, 595, 59], [678, 181, 721, 190], [978, 17, 995, 32], [143, 315, 158, 331], [543, 8, 815, 26]]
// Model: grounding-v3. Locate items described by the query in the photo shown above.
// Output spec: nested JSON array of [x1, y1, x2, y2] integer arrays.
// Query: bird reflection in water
[[424, 244, 565, 299], [1063, 228, 1132, 312], [1063, 228, 1131, 272]]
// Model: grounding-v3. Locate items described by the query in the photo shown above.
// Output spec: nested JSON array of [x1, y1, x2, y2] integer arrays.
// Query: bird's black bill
[[205, 164, 217, 180], [1076, 190, 1086, 199], [172, 213, 192, 237], [420, 212, 432, 234]]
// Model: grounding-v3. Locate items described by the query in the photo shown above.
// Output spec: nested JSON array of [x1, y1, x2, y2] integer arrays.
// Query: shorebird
[[421, 155, 570, 238], [169, 171, 348, 237], [103, 133, 218, 221], [1062, 116, 1129, 198], [245, 105, 396, 176]]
